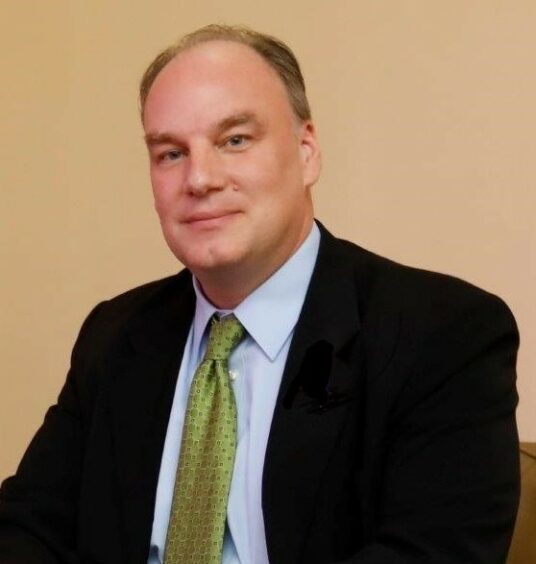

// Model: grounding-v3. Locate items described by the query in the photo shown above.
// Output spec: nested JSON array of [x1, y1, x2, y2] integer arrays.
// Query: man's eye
[[154, 148, 184, 163], [225, 135, 248, 148], [162, 149, 183, 161]]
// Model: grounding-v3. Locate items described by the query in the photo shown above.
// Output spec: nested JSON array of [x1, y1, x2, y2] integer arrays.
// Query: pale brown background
[[1, 1, 534, 480]]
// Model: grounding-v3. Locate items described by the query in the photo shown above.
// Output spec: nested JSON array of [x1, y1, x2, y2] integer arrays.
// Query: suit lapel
[[263, 225, 363, 564], [107, 274, 195, 563]]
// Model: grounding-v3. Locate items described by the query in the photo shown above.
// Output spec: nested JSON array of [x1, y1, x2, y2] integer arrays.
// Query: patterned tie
[[164, 314, 245, 563]]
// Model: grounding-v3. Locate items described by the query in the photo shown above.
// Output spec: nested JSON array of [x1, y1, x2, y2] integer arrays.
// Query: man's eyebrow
[[216, 112, 262, 132], [143, 112, 263, 146], [144, 132, 179, 146]]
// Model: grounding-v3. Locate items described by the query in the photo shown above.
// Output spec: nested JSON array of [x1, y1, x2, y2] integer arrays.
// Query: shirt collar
[[191, 222, 320, 361]]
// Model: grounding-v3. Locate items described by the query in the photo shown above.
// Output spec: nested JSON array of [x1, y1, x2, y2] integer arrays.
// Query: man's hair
[[139, 24, 311, 122]]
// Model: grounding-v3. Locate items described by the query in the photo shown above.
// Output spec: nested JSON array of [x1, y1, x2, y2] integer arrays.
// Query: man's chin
[[177, 248, 244, 276]]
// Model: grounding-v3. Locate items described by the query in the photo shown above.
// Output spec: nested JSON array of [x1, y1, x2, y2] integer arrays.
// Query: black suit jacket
[[0, 224, 520, 563]]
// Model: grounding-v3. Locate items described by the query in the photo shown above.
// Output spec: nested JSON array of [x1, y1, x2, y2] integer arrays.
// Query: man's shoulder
[[73, 269, 194, 356], [96, 269, 192, 314], [323, 228, 516, 330], [323, 231, 519, 401]]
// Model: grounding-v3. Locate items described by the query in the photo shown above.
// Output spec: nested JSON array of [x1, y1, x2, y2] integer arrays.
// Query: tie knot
[[204, 314, 245, 361]]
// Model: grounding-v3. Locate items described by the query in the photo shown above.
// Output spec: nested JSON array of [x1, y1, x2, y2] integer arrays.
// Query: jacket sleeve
[[0, 303, 106, 564], [348, 289, 520, 564]]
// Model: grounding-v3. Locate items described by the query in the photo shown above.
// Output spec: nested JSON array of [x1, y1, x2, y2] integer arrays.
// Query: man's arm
[[0, 303, 106, 564], [0, 525, 63, 564], [351, 289, 520, 563]]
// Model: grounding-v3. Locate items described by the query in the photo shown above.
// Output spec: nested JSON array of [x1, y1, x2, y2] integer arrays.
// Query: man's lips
[[182, 210, 240, 227]]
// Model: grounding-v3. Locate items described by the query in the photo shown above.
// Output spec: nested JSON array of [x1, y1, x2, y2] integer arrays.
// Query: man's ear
[[299, 120, 322, 188]]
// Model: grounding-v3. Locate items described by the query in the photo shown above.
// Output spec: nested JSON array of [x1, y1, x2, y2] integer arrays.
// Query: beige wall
[[1, 0, 534, 479]]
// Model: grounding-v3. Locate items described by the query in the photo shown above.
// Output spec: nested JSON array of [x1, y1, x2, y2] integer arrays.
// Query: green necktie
[[164, 314, 245, 563]]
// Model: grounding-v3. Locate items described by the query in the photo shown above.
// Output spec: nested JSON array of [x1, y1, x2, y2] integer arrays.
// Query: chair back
[[507, 443, 536, 563]]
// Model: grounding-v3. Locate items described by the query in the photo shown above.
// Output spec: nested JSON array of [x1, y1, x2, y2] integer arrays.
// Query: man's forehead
[[148, 40, 287, 102], [143, 40, 295, 133]]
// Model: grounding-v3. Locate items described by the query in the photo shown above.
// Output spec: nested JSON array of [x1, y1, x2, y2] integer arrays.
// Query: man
[[0, 24, 520, 564]]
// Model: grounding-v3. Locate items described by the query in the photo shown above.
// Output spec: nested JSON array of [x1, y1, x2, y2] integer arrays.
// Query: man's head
[[141, 25, 321, 308]]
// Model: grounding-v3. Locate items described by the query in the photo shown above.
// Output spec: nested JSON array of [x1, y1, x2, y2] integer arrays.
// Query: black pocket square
[[283, 340, 354, 413]]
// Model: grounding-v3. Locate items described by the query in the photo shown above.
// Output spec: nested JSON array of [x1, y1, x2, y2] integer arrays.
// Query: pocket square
[[283, 340, 342, 411]]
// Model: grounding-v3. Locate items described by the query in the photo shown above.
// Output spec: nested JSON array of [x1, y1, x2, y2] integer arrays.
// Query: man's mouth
[[183, 210, 240, 228]]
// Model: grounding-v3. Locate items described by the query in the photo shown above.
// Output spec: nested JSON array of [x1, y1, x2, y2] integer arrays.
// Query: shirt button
[[229, 370, 238, 381]]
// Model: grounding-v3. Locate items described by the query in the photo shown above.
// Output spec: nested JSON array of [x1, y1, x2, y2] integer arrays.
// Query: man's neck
[[196, 260, 285, 310], [195, 220, 316, 309]]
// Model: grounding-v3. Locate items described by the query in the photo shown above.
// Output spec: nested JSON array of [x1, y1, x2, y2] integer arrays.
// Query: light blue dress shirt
[[148, 223, 320, 564]]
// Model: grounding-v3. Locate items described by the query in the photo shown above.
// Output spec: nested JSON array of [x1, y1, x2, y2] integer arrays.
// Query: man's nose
[[184, 147, 225, 196]]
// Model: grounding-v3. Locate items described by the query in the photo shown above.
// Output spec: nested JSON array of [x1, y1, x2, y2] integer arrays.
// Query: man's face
[[143, 40, 321, 291]]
